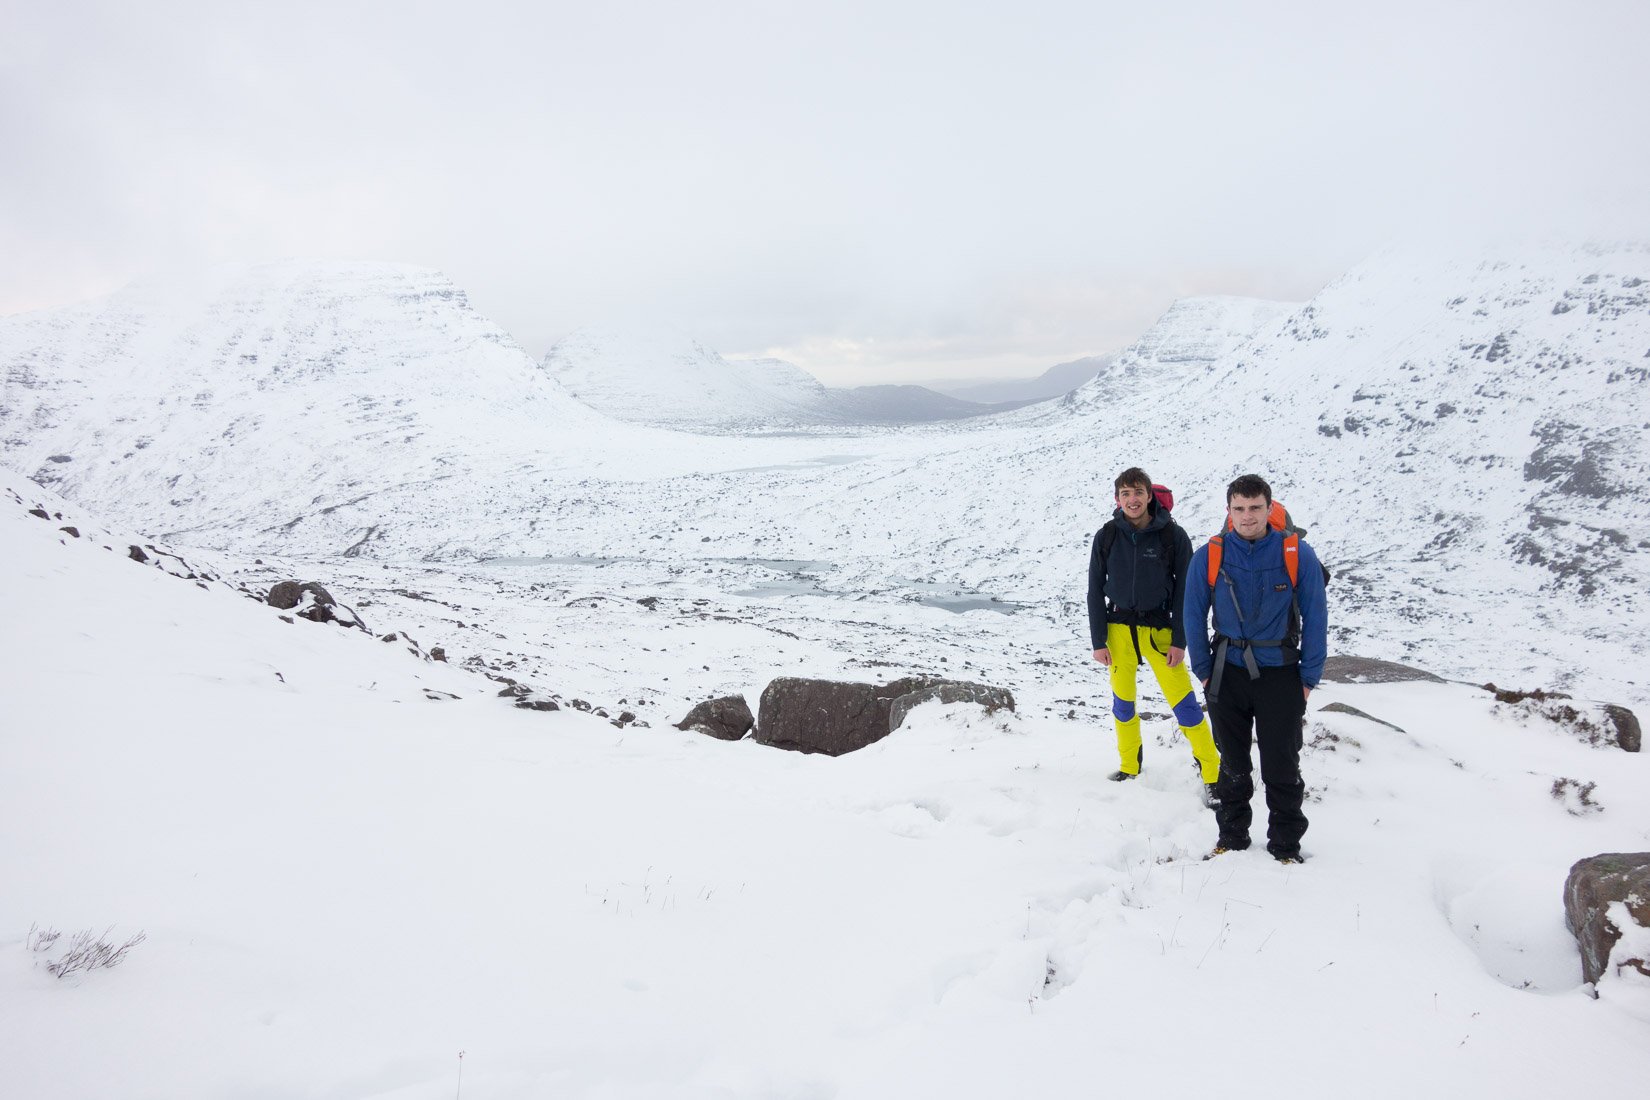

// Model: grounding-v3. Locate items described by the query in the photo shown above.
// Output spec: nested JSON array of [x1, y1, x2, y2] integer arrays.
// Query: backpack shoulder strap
[[1206, 535, 1224, 588], [1282, 532, 1299, 587], [1100, 523, 1117, 558]]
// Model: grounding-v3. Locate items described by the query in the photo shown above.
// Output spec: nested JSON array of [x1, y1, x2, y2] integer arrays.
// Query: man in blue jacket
[[1184, 474, 1327, 863]]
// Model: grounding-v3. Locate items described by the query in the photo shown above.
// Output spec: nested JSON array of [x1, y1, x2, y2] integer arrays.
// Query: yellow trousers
[[1105, 623, 1220, 781]]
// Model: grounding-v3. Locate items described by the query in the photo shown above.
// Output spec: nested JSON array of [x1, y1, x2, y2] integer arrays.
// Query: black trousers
[[1209, 663, 1309, 857]]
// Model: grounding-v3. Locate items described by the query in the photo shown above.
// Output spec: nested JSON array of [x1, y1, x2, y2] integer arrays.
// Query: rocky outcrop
[[266, 580, 369, 632], [1564, 853, 1650, 984], [755, 675, 1014, 756], [1320, 656, 1444, 684], [675, 695, 754, 741]]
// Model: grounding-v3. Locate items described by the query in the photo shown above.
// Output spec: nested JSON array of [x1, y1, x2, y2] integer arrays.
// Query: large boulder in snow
[[1564, 853, 1650, 984], [755, 675, 1013, 756], [1319, 656, 1444, 684], [755, 677, 894, 756], [675, 695, 754, 741], [266, 580, 368, 632]]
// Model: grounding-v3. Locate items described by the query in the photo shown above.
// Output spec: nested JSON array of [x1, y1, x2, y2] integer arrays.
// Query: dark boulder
[[1564, 853, 1650, 984], [888, 680, 1015, 732], [1603, 705, 1642, 753], [675, 695, 755, 741], [128, 545, 149, 562], [1320, 656, 1444, 684], [265, 580, 368, 631], [756, 675, 1014, 756], [59, 526, 79, 538]]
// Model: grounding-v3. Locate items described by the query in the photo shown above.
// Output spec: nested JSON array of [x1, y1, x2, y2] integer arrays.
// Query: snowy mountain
[[1063, 295, 1299, 413], [0, 260, 629, 549], [544, 329, 833, 430], [542, 328, 1031, 429]]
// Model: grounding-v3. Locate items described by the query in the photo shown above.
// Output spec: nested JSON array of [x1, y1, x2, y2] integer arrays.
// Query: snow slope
[[3, 480, 1648, 1100]]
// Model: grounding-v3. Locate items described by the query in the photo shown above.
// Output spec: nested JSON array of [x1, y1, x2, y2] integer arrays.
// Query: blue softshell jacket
[[1184, 528, 1327, 688]]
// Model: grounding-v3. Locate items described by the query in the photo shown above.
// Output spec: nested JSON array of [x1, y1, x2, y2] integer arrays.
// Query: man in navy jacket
[[1184, 474, 1327, 862]]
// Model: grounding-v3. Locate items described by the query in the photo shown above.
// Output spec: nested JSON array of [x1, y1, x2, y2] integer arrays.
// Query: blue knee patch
[[1172, 692, 1204, 728], [1112, 696, 1136, 722]]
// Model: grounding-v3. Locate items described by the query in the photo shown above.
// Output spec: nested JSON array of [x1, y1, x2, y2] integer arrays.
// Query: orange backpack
[[1206, 500, 1299, 588]]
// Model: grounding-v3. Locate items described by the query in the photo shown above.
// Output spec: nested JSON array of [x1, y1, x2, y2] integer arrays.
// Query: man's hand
[[1167, 645, 1185, 668], [1201, 679, 1209, 691], [1303, 686, 1313, 702], [1093, 649, 1111, 666]]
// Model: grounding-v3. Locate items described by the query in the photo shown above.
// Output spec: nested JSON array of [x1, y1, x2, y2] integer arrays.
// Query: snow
[[3, 244, 1650, 1096]]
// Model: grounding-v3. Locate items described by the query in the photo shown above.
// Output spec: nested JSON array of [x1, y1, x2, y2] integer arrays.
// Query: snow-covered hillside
[[4, 478, 1648, 1100], [2, 246, 1648, 712]]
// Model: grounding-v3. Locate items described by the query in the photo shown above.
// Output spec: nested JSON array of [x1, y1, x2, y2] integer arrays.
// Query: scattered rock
[[1316, 701, 1406, 732], [1320, 656, 1444, 684], [515, 695, 561, 712], [127, 545, 149, 562], [569, 699, 592, 712], [59, 526, 79, 538], [265, 580, 369, 632], [674, 695, 755, 741], [755, 675, 1014, 756], [1564, 853, 1650, 984], [380, 632, 399, 643], [636, 596, 660, 610], [28, 508, 49, 520], [618, 711, 636, 724], [887, 679, 1016, 732], [430, 647, 447, 663]]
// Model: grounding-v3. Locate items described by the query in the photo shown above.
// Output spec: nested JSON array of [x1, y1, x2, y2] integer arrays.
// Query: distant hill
[[928, 354, 1118, 403]]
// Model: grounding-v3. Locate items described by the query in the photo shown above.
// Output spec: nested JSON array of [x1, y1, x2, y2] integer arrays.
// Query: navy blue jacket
[[1184, 528, 1327, 688], [1087, 500, 1194, 650]]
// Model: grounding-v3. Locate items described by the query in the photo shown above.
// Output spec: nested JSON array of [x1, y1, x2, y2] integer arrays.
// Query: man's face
[[1228, 493, 1270, 539], [1116, 483, 1151, 521]]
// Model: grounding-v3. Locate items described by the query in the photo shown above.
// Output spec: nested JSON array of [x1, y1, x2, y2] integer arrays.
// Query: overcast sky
[[3, 0, 1646, 384]]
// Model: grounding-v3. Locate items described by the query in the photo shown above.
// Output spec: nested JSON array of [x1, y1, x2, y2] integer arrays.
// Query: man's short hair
[[1226, 474, 1273, 505], [1115, 467, 1153, 495]]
